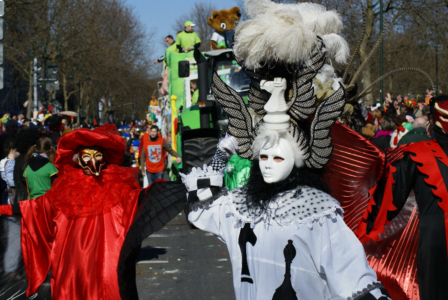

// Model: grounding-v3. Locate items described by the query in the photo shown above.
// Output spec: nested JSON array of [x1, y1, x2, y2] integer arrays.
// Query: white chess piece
[[260, 78, 290, 130]]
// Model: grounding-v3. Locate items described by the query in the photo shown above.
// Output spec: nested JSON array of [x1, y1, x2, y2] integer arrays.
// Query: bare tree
[[4, 0, 158, 122], [172, 2, 217, 52]]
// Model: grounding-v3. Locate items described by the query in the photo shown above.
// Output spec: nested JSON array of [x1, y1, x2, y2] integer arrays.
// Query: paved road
[[136, 212, 235, 300]]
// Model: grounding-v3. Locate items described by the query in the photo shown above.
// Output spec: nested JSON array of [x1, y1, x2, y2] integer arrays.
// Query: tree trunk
[[358, 0, 375, 105], [62, 73, 69, 111], [26, 61, 33, 119]]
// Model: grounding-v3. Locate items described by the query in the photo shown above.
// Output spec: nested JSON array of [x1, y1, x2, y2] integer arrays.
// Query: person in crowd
[[46, 115, 65, 148], [397, 117, 432, 146], [140, 125, 182, 185], [0, 139, 18, 204], [5, 120, 19, 138], [0, 137, 21, 280], [138, 123, 151, 158], [13, 127, 41, 203], [2, 113, 10, 122], [154, 35, 178, 64], [23, 137, 58, 200], [17, 113, 24, 125], [61, 118, 68, 131], [371, 109, 382, 120], [392, 100, 401, 115], [0, 131, 12, 205], [191, 79, 199, 105], [176, 21, 201, 53], [372, 117, 396, 150], [361, 123, 376, 139]]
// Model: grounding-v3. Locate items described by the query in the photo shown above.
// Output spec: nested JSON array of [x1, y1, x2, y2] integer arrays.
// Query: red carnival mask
[[78, 148, 106, 176], [434, 102, 448, 133]]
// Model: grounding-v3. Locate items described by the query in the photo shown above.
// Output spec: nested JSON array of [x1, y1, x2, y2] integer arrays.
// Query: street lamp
[[29, 38, 64, 115], [75, 71, 91, 123]]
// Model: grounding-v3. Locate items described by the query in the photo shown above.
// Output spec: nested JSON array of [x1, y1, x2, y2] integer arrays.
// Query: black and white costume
[[182, 1, 391, 299], [183, 168, 390, 300]]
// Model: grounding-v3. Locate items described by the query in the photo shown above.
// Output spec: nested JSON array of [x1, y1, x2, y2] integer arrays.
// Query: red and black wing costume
[[0, 125, 187, 300], [356, 140, 448, 300], [325, 122, 423, 300]]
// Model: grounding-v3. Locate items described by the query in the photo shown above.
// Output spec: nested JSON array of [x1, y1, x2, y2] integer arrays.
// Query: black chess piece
[[238, 223, 257, 283], [272, 240, 298, 300]]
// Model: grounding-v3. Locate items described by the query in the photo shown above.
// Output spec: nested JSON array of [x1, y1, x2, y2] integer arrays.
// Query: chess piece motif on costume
[[238, 223, 257, 283], [272, 240, 298, 300]]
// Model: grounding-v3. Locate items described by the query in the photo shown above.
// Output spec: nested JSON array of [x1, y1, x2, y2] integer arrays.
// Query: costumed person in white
[[181, 1, 391, 299]]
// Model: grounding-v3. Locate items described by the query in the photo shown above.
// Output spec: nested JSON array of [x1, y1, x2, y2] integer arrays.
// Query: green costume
[[191, 89, 199, 105], [24, 162, 58, 199], [224, 154, 252, 191], [397, 127, 431, 146], [166, 43, 178, 55], [176, 31, 201, 51]]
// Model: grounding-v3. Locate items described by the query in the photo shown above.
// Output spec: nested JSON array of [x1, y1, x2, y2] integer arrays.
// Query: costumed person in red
[[0, 124, 186, 300], [356, 95, 448, 300]]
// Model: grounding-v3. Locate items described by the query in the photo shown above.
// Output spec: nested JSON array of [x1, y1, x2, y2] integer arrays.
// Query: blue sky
[[126, 0, 239, 60]]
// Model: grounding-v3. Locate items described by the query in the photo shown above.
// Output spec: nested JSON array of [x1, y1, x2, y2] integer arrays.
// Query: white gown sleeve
[[181, 165, 228, 241], [319, 214, 390, 299], [188, 195, 228, 241]]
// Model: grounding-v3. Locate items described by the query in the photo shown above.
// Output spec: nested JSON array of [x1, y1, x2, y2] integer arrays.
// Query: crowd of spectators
[[358, 90, 435, 151]]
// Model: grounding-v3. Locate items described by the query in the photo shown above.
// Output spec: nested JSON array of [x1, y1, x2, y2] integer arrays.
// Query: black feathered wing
[[118, 182, 187, 300], [211, 72, 256, 159], [287, 42, 326, 122], [305, 84, 346, 169]]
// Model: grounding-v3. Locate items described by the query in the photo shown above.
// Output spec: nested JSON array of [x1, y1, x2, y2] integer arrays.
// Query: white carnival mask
[[259, 138, 295, 183]]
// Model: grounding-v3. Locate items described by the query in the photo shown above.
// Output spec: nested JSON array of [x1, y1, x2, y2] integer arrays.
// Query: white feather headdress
[[234, 0, 349, 69]]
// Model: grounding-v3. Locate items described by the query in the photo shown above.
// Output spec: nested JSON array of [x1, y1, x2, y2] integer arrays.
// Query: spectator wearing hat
[[176, 21, 201, 53], [397, 117, 432, 146]]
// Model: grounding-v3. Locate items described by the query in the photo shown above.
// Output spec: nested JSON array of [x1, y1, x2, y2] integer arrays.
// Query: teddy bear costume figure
[[207, 6, 241, 50], [182, 1, 391, 299]]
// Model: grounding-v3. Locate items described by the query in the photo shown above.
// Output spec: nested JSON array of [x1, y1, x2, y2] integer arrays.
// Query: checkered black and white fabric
[[180, 165, 226, 208], [209, 149, 228, 171]]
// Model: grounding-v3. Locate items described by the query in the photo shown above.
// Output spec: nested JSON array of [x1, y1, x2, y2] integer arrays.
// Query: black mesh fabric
[[117, 182, 187, 300]]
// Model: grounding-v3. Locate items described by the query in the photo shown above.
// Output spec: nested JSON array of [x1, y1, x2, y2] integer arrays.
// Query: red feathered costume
[[0, 125, 186, 299]]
